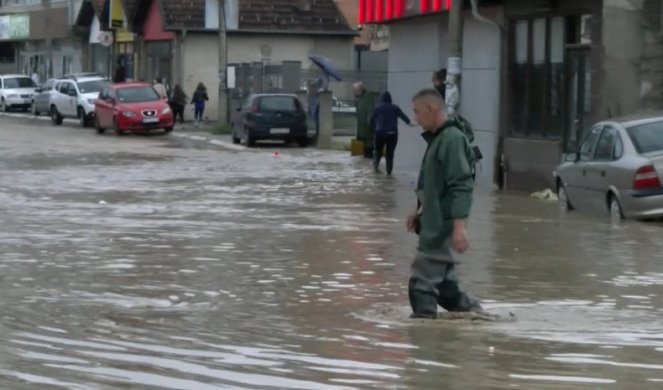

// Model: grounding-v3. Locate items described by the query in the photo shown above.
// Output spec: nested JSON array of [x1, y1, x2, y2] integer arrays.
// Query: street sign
[[98, 32, 113, 47]]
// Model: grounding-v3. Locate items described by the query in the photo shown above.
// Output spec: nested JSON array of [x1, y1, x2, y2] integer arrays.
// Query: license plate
[[270, 128, 290, 134], [142, 118, 159, 124]]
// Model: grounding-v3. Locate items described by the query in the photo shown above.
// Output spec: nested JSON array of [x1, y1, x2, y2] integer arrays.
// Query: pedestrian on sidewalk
[[191, 82, 209, 128], [369, 91, 412, 175], [153, 78, 168, 100], [406, 88, 482, 319], [169, 84, 187, 126], [354, 82, 375, 159]]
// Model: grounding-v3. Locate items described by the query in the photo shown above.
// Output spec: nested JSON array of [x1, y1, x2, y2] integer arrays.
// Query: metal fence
[[227, 61, 387, 134]]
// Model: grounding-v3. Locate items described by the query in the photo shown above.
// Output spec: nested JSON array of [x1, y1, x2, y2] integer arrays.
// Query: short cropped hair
[[412, 88, 446, 107]]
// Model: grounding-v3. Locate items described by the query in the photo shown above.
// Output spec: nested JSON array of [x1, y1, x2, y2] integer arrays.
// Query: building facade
[[363, 0, 663, 192], [0, 0, 84, 80]]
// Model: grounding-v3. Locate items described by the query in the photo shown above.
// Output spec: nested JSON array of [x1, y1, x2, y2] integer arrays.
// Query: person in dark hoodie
[[191, 82, 209, 128], [369, 91, 412, 175]]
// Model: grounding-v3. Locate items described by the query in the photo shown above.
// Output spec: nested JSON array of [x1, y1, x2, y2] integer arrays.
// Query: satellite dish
[[260, 44, 272, 58]]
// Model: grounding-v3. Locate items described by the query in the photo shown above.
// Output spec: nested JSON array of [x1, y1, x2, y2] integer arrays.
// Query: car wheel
[[297, 137, 309, 148], [95, 116, 105, 134], [609, 194, 624, 223], [50, 106, 63, 125], [557, 182, 573, 212], [232, 130, 241, 144], [78, 107, 88, 128], [32, 103, 40, 116], [1, 98, 9, 113]]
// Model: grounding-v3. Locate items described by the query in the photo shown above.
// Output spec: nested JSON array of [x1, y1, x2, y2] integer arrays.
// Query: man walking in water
[[406, 88, 482, 319]]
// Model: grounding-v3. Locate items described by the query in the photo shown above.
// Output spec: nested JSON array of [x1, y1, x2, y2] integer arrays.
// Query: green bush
[[210, 123, 233, 135]]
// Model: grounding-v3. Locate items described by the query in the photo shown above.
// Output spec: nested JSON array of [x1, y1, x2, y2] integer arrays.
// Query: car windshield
[[77, 80, 107, 94], [258, 96, 299, 112], [627, 120, 663, 154], [4, 77, 36, 89], [117, 87, 160, 103]]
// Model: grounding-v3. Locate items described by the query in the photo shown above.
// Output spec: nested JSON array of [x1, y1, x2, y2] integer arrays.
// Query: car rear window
[[4, 77, 36, 88], [78, 80, 107, 94], [258, 96, 299, 112], [117, 87, 160, 103], [627, 120, 663, 154]]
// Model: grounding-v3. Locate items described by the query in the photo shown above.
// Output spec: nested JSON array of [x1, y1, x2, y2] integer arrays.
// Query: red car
[[94, 83, 174, 135]]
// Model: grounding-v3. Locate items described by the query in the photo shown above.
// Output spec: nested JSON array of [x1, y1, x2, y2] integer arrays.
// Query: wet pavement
[[2, 117, 663, 389]]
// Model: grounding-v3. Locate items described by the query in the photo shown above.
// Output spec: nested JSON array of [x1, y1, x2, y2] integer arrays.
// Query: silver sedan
[[554, 115, 663, 221]]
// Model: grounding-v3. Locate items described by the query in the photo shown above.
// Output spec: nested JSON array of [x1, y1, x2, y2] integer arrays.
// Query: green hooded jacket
[[355, 91, 375, 141], [416, 117, 474, 253]]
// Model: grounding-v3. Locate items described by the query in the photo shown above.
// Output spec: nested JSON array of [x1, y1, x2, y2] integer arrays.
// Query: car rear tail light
[[634, 164, 661, 189]]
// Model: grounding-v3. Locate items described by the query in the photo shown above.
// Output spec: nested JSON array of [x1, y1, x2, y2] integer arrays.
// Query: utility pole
[[445, 0, 464, 115], [218, 0, 228, 124]]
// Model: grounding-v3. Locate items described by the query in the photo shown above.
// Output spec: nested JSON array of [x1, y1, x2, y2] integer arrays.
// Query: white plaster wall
[[227, 35, 354, 71], [182, 34, 220, 121]]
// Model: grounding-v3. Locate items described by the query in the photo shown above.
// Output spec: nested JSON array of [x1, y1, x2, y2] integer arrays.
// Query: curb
[[0, 112, 79, 125], [170, 132, 248, 152]]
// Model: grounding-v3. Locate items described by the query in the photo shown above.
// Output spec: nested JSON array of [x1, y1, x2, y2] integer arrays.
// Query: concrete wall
[[387, 8, 503, 187], [227, 34, 354, 71], [181, 33, 220, 121], [601, 0, 663, 117]]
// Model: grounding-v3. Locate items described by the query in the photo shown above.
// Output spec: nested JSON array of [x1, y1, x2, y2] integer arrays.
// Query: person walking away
[[406, 88, 482, 319], [354, 82, 375, 159], [113, 59, 126, 83], [369, 91, 412, 175], [153, 78, 168, 100], [432, 69, 447, 100], [31, 68, 40, 87], [169, 84, 187, 126], [191, 82, 209, 128]]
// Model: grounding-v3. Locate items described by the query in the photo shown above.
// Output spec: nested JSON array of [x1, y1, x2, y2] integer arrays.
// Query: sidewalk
[[171, 123, 354, 152]]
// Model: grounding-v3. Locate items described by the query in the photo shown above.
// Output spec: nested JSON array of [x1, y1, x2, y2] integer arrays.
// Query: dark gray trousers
[[409, 251, 481, 318]]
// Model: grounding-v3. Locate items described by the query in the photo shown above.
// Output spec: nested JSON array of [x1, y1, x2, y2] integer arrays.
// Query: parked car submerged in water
[[554, 114, 663, 221], [0, 74, 37, 112], [94, 83, 174, 135], [232, 93, 308, 147]]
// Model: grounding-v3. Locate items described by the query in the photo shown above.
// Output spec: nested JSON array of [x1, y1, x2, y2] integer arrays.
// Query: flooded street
[[3, 118, 663, 389]]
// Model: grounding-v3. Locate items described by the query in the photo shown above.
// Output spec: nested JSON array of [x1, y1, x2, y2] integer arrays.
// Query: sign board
[[0, 14, 29, 41], [98, 31, 113, 47], [109, 0, 126, 29]]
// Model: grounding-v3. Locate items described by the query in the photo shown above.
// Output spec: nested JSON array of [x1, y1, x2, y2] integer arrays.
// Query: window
[[99, 88, 108, 101], [3, 77, 35, 88], [77, 80, 107, 95], [578, 126, 602, 161], [510, 15, 591, 138], [43, 79, 55, 91], [627, 120, 663, 154], [117, 87, 160, 103], [613, 134, 624, 160], [594, 126, 617, 161], [258, 96, 299, 112]]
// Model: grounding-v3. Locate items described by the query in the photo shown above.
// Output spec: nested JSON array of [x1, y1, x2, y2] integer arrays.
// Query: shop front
[[0, 13, 30, 74]]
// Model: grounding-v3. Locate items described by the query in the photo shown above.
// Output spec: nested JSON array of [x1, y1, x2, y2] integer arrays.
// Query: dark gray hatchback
[[231, 94, 309, 147]]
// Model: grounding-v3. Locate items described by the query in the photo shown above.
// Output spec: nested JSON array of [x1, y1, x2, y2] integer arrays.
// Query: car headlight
[[121, 111, 137, 117], [161, 107, 172, 115], [87, 99, 96, 105]]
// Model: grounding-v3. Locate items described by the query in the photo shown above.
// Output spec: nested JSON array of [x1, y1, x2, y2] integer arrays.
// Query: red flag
[[385, 0, 393, 19], [433, 0, 442, 12], [358, 0, 366, 24], [376, 0, 384, 21]]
